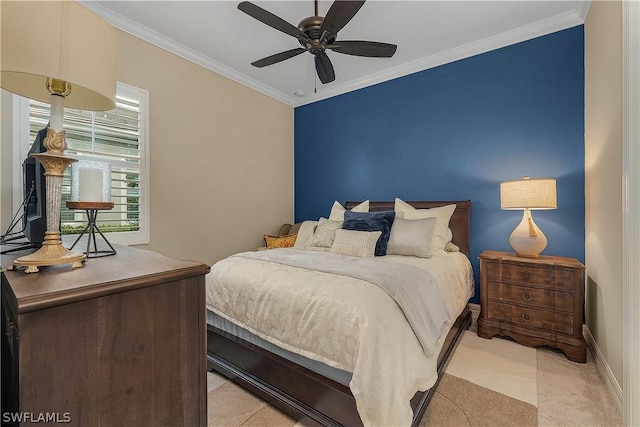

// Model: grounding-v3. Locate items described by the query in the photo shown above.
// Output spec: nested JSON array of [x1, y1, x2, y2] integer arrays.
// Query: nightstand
[[477, 250, 587, 363]]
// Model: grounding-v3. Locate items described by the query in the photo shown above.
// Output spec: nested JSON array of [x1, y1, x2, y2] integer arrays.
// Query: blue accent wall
[[294, 27, 585, 302]]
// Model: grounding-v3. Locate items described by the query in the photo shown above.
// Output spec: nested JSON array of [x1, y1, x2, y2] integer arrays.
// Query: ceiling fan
[[238, 0, 397, 84]]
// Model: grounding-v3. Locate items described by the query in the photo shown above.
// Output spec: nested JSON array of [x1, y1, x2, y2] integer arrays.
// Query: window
[[13, 82, 149, 245]]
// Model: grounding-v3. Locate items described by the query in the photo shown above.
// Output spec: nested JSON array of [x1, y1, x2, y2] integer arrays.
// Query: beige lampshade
[[500, 176, 557, 210], [1, 0, 117, 111]]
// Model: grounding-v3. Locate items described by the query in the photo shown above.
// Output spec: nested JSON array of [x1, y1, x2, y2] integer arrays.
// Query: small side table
[[477, 250, 586, 362], [66, 201, 117, 258]]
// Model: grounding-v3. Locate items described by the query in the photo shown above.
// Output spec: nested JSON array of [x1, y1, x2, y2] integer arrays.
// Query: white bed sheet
[[206, 249, 474, 427]]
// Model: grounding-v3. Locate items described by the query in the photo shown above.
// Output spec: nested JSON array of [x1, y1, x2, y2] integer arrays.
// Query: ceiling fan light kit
[[238, 0, 397, 84]]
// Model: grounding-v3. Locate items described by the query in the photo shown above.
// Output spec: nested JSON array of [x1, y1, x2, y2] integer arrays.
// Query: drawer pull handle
[[520, 271, 530, 280], [521, 312, 532, 322], [522, 292, 532, 301]]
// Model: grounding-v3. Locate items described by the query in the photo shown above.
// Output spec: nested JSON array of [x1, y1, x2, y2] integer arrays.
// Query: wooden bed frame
[[207, 200, 472, 426]]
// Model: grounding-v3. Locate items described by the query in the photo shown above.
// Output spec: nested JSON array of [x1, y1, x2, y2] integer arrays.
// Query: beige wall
[[114, 31, 294, 264], [584, 1, 623, 385], [0, 30, 294, 266]]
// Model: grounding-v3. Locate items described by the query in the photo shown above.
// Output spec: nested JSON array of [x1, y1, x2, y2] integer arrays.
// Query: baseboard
[[583, 325, 623, 414], [468, 302, 480, 330]]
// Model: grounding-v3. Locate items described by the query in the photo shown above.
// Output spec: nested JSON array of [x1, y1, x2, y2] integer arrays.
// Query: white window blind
[[18, 82, 150, 245]]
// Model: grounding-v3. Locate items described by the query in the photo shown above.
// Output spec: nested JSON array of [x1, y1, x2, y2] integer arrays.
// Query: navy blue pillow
[[342, 210, 396, 256]]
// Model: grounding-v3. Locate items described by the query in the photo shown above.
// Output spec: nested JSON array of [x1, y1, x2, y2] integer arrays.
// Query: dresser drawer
[[487, 301, 573, 335], [502, 262, 553, 287], [554, 268, 577, 291], [488, 283, 574, 312]]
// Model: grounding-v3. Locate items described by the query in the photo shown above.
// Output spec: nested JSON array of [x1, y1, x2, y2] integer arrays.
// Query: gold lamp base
[[13, 231, 86, 273], [11, 128, 86, 274]]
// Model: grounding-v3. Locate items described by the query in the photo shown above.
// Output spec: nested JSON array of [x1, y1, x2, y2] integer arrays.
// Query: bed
[[206, 200, 473, 427]]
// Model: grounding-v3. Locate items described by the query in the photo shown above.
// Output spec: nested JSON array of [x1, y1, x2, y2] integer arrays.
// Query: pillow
[[330, 229, 381, 258], [293, 220, 318, 248], [289, 222, 303, 235], [386, 217, 437, 258], [277, 223, 293, 236], [342, 210, 395, 256], [394, 198, 456, 252], [328, 200, 369, 222], [445, 241, 460, 252], [263, 234, 297, 249], [310, 217, 343, 248]]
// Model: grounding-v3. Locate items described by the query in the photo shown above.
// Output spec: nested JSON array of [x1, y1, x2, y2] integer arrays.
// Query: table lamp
[[1, 1, 117, 273], [500, 176, 557, 258]]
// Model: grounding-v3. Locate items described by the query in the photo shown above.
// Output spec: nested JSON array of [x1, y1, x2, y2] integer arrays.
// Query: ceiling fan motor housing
[[298, 16, 335, 54]]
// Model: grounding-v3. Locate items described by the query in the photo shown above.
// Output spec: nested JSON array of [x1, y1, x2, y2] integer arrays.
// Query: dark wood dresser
[[1, 245, 210, 425], [477, 250, 586, 363]]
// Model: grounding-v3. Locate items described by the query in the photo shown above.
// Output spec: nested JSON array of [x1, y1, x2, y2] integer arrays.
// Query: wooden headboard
[[344, 200, 472, 257]]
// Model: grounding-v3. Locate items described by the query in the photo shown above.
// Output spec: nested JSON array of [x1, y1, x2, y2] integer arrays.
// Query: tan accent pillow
[[288, 223, 302, 235], [277, 224, 293, 236]]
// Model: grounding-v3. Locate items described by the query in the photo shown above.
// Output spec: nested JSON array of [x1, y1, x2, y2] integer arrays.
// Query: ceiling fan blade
[[238, 1, 309, 42], [328, 40, 397, 57], [251, 48, 306, 68], [315, 51, 335, 84], [319, 1, 366, 42]]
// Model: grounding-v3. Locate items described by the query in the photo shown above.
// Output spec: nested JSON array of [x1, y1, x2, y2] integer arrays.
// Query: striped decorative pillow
[[329, 229, 382, 258]]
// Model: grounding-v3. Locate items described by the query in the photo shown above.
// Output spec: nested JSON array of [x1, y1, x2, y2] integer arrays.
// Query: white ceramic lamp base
[[509, 209, 548, 258]]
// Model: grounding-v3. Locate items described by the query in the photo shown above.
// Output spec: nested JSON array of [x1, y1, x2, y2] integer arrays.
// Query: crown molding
[[574, 0, 592, 22], [80, 1, 297, 107], [83, 1, 586, 109], [296, 9, 586, 106]]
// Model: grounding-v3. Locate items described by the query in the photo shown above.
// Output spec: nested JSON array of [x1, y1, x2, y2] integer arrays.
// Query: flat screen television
[[22, 125, 49, 246]]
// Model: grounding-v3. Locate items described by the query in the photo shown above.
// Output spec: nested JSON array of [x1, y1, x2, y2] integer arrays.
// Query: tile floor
[[455, 312, 623, 427]]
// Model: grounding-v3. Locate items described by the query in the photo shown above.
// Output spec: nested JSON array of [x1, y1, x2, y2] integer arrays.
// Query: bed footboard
[[207, 306, 472, 427]]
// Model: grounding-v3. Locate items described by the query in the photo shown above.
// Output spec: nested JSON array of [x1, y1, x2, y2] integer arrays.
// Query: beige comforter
[[206, 248, 474, 427]]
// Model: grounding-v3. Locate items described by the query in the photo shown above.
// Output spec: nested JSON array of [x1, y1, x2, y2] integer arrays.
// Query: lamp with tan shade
[[1, 1, 117, 272], [500, 176, 557, 258]]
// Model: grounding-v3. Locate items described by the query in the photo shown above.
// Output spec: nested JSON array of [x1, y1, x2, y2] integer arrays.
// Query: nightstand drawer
[[489, 283, 552, 308], [484, 261, 501, 280], [502, 263, 553, 287], [554, 268, 577, 291], [488, 283, 574, 312], [487, 302, 573, 335]]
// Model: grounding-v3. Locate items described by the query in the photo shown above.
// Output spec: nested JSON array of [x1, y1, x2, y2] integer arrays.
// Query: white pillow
[[310, 217, 343, 248], [328, 200, 369, 222], [386, 217, 437, 258], [330, 229, 381, 258], [293, 220, 319, 248], [394, 198, 456, 252], [445, 241, 460, 252]]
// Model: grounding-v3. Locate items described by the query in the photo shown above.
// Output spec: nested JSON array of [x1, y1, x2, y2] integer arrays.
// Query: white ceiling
[[83, 1, 590, 107]]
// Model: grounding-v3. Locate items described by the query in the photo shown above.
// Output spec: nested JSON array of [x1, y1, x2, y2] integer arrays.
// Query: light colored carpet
[[207, 371, 537, 427]]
